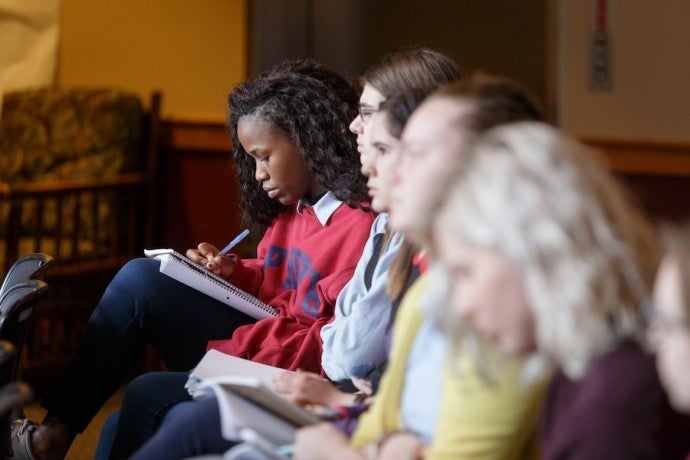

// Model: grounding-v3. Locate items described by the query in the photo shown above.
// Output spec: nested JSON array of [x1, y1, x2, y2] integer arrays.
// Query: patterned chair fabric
[[0, 88, 144, 184], [0, 88, 160, 274], [0, 88, 161, 384]]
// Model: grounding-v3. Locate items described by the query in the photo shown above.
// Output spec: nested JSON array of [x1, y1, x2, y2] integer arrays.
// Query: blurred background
[[4, 0, 687, 249]]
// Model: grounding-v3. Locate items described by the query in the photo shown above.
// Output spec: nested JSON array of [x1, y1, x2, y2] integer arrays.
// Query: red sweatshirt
[[207, 194, 375, 373]]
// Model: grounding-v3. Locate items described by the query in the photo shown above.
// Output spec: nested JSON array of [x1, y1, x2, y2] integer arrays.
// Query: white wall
[[558, 0, 690, 142]]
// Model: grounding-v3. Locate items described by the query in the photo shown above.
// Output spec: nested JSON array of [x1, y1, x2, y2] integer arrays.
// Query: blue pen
[[217, 228, 250, 256]]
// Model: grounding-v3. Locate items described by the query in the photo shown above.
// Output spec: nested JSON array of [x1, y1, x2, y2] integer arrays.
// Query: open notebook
[[144, 248, 278, 320], [187, 350, 322, 451]]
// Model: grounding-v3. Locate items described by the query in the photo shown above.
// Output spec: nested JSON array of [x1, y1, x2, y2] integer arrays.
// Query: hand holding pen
[[185, 229, 249, 278]]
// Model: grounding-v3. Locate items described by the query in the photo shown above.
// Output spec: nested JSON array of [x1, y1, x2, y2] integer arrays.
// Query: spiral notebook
[[144, 248, 278, 320]]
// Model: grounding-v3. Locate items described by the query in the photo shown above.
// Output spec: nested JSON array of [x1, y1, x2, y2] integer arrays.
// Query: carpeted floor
[[23, 385, 125, 460]]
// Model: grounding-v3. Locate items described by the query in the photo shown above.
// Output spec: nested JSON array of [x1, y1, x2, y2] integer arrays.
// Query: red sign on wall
[[590, 0, 614, 90]]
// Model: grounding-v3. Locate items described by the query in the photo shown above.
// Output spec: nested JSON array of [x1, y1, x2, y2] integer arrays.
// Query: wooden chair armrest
[[0, 172, 149, 198], [1, 172, 153, 273]]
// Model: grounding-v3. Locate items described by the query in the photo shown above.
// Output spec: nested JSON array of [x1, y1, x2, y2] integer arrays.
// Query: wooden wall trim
[[162, 117, 231, 153], [159, 120, 690, 177], [581, 137, 690, 176]]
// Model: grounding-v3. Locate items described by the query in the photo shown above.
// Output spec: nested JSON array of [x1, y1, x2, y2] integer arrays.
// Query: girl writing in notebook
[[10, 59, 375, 460], [108, 50, 461, 460]]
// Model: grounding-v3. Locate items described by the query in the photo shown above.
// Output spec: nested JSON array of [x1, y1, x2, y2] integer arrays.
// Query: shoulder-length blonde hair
[[428, 122, 659, 379]]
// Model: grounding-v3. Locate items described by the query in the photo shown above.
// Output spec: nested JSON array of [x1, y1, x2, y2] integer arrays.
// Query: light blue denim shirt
[[320, 213, 405, 381], [400, 318, 445, 443]]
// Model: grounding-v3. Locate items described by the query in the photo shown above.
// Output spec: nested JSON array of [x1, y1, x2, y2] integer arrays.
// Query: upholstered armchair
[[0, 88, 161, 385]]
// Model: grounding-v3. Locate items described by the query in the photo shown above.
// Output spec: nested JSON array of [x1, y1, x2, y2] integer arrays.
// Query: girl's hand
[[379, 431, 425, 460], [293, 423, 361, 460], [273, 370, 354, 406], [351, 377, 372, 395], [186, 242, 236, 278]]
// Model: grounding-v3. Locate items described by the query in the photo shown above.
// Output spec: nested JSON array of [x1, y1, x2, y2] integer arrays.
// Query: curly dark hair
[[228, 59, 369, 228]]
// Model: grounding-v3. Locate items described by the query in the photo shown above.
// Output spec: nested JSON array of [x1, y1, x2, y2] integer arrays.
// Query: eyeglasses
[[357, 105, 377, 123], [642, 298, 690, 333]]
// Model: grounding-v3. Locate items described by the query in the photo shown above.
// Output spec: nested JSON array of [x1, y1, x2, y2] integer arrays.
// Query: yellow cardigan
[[351, 273, 549, 459]]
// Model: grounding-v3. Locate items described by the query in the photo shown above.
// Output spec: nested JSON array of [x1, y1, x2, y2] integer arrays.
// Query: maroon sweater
[[207, 198, 375, 373], [539, 340, 690, 459]]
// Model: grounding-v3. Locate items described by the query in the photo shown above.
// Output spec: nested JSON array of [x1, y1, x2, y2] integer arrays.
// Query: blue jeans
[[40, 258, 255, 433], [97, 371, 232, 459], [95, 391, 199, 460], [97, 370, 233, 459], [130, 393, 233, 459]]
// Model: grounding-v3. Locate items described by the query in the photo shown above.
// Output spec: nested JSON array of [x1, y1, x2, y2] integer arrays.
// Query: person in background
[[648, 224, 690, 459], [10, 59, 376, 460], [341, 49, 460, 384], [426, 121, 690, 459], [294, 74, 549, 460], [287, 47, 461, 403]]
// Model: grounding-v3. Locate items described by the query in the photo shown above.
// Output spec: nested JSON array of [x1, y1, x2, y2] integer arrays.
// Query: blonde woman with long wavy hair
[[427, 121, 690, 459]]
